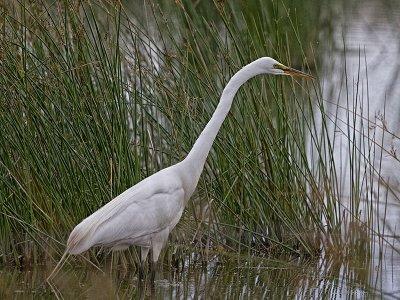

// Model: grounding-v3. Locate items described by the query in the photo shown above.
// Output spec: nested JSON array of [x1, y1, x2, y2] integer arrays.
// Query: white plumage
[[67, 163, 187, 262]]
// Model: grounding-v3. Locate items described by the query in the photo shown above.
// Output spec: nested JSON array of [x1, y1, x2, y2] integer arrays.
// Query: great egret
[[48, 57, 313, 281]]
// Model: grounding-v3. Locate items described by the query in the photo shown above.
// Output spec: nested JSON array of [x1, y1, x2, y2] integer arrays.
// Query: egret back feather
[[67, 166, 184, 254]]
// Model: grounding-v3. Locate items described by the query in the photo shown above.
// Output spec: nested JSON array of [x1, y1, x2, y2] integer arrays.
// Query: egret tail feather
[[46, 250, 70, 282]]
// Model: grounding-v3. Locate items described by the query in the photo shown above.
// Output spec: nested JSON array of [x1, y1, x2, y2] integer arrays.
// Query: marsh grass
[[0, 250, 384, 298], [0, 0, 396, 270]]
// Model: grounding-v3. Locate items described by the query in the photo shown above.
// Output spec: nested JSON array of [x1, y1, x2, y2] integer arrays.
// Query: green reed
[[0, 0, 391, 267]]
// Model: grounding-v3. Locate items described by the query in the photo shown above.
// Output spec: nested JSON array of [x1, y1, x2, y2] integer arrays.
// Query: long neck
[[182, 61, 263, 182]]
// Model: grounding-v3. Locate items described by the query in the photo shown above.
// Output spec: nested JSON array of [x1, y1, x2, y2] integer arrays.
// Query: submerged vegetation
[[0, 0, 396, 281]]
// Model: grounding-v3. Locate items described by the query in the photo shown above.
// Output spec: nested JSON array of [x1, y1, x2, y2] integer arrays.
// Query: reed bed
[[0, 0, 392, 268]]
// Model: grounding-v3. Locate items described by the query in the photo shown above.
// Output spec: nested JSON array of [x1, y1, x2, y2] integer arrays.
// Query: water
[[0, 248, 397, 298], [318, 0, 400, 297], [2, 0, 400, 298]]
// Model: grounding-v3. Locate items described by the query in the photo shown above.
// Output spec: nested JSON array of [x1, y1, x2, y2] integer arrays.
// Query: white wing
[[67, 166, 185, 254]]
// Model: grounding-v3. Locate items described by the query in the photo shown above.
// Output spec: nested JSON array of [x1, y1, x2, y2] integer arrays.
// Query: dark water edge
[[1, 241, 399, 299]]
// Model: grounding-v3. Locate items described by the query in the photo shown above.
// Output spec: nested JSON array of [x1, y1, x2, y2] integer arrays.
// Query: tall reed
[[0, 0, 390, 266]]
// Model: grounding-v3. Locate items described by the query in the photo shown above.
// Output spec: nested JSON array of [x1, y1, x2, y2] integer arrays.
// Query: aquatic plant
[[0, 0, 393, 268]]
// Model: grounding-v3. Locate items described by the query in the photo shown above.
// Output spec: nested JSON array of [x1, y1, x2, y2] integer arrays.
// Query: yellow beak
[[274, 63, 315, 79]]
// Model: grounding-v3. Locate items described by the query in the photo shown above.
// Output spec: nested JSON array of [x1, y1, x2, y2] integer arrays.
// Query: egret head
[[256, 57, 314, 79]]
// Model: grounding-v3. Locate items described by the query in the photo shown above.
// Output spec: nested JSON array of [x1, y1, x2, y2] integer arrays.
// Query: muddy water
[[0, 246, 396, 299]]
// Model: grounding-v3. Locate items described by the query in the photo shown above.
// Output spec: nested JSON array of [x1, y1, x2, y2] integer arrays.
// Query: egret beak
[[274, 63, 315, 79]]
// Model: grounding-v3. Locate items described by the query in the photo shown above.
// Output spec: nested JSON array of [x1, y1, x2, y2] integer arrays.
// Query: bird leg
[[149, 249, 159, 284], [150, 258, 156, 284], [150, 241, 163, 284], [139, 263, 145, 281], [139, 247, 150, 281]]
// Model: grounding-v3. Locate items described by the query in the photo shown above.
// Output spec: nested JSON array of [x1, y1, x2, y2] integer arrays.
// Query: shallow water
[[1, 243, 398, 299], [319, 0, 400, 296]]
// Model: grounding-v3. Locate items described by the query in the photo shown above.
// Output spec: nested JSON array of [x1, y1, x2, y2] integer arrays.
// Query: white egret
[[48, 57, 313, 281]]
